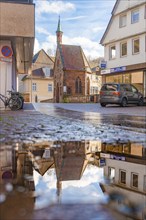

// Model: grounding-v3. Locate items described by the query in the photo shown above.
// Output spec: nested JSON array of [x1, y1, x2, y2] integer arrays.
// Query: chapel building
[[53, 18, 92, 103]]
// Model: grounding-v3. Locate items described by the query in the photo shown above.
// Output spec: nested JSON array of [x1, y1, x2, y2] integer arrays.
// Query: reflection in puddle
[[0, 141, 146, 220]]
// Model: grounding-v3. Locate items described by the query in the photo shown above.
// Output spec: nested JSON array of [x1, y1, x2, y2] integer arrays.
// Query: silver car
[[99, 83, 144, 107]]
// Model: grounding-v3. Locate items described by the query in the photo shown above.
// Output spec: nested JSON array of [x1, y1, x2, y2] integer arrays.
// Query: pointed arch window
[[75, 77, 82, 94], [86, 77, 90, 95]]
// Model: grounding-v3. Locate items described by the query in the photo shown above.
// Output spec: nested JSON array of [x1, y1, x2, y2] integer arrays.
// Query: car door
[[123, 84, 133, 102], [131, 85, 139, 102]]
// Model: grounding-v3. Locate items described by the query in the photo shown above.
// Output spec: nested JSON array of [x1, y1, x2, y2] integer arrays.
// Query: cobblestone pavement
[[32, 103, 146, 116], [0, 103, 146, 145]]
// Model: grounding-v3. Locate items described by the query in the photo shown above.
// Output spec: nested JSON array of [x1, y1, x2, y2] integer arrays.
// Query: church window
[[75, 77, 82, 94]]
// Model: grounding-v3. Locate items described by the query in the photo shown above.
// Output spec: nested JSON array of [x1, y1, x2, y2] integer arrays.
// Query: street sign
[[99, 60, 107, 69], [0, 57, 12, 63], [1, 46, 13, 58]]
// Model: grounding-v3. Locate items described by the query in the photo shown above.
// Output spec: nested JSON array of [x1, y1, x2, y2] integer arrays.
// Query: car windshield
[[101, 84, 118, 91]]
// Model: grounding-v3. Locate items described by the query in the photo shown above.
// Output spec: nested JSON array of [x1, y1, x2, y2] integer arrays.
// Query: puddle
[[0, 140, 146, 220]]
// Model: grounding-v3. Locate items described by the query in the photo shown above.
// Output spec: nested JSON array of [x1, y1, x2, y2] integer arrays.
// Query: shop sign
[[110, 154, 125, 161], [110, 66, 126, 73], [100, 153, 110, 158], [101, 69, 111, 74]]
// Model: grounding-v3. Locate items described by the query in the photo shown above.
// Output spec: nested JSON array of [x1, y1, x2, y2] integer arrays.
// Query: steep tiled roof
[[60, 44, 91, 72]]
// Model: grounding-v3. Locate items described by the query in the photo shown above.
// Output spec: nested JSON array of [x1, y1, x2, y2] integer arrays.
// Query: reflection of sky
[[33, 164, 104, 209]]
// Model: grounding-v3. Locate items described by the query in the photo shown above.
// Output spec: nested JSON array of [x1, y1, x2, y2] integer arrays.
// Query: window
[[131, 173, 138, 188], [119, 14, 127, 27], [133, 38, 140, 54], [86, 77, 90, 95], [121, 42, 127, 57], [75, 77, 82, 94], [32, 83, 37, 91], [110, 45, 116, 59], [119, 170, 126, 184], [108, 167, 115, 181], [48, 84, 52, 92], [43, 67, 51, 77], [67, 87, 71, 94], [131, 9, 139, 23]]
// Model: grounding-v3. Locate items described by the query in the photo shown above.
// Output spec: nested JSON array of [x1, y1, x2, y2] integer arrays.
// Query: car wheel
[[100, 103, 106, 107], [137, 98, 144, 106], [121, 98, 127, 107]]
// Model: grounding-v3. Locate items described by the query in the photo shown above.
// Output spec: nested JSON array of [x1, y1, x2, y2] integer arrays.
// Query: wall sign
[[1, 46, 13, 58], [110, 66, 126, 73]]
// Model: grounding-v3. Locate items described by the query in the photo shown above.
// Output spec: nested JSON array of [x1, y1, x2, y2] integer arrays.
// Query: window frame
[[32, 82, 37, 91], [109, 45, 116, 60], [119, 170, 126, 185], [48, 84, 53, 92], [133, 38, 140, 54], [120, 41, 127, 57], [131, 8, 139, 24], [75, 77, 82, 94], [119, 13, 127, 28], [131, 173, 138, 188]]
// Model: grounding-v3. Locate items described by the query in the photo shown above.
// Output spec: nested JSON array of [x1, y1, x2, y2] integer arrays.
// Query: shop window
[[131, 173, 138, 188], [133, 38, 140, 54], [109, 45, 116, 59], [119, 170, 126, 184], [121, 42, 127, 57], [32, 83, 37, 91], [131, 9, 139, 23], [75, 77, 82, 94], [119, 14, 127, 27]]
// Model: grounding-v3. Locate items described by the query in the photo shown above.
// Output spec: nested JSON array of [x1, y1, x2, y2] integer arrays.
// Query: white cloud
[[35, 1, 75, 15], [36, 27, 50, 36], [63, 16, 87, 21], [34, 34, 104, 59], [34, 38, 40, 54]]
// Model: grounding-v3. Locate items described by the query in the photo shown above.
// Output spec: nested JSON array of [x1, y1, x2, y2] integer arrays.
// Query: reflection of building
[[19, 49, 54, 102], [100, 142, 146, 219], [0, 0, 35, 107], [100, 0, 146, 97]]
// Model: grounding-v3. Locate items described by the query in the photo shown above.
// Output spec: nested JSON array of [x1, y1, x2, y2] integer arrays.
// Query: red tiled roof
[[60, 45, 86, 71]]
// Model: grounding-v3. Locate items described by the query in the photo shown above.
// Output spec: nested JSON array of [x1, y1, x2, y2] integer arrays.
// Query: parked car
[[99, 83, 144, 107]]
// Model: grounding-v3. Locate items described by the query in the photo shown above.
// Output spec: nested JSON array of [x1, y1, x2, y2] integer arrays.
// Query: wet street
[[0, 103, 146, 220]]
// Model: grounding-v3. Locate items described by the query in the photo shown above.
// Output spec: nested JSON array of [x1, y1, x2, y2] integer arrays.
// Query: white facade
[[102, 158, 146, 219], [100, 0, 146, 96]]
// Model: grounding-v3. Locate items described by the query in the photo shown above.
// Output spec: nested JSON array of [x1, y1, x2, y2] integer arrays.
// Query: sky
[[34, 0, 116, 59]]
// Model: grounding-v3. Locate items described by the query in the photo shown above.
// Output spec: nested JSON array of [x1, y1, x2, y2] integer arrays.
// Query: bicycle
[[0, 91, 22, 111]]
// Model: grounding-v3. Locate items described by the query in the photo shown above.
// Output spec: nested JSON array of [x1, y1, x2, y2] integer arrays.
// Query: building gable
[[33, 49, 54, 69], [100, 0, 145, 45]]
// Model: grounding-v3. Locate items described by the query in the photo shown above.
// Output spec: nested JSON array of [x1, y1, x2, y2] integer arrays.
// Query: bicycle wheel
[[8, 97, 22, 110]]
